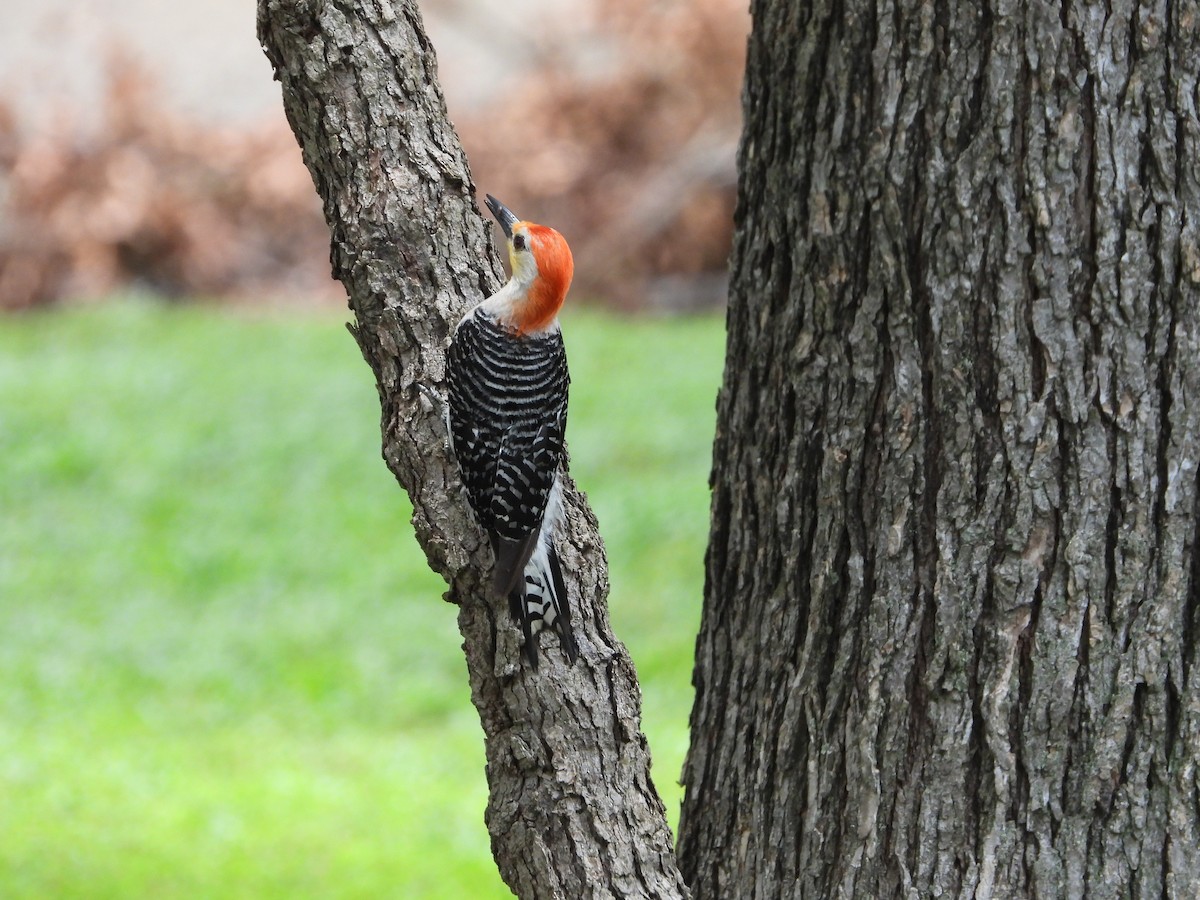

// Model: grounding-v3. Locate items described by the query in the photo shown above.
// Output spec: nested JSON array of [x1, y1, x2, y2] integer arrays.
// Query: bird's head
[[485, 194, 574, 335]]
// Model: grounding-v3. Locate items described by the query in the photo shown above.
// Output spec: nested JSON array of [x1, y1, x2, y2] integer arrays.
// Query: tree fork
[[257, 2, 688, 897]]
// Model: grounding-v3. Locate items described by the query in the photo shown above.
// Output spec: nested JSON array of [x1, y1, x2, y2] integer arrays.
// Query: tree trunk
[[256, 2, 688, 897], [680, 0, 1199, 896]]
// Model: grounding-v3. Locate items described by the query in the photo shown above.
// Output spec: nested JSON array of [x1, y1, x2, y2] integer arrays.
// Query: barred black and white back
[[446, 309, 579, 668]]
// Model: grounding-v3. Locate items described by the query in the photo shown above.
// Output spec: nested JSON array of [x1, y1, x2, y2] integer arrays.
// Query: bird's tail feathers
[[509, 539, 579, 670]]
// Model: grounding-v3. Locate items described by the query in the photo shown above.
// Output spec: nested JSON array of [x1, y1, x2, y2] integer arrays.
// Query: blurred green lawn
[[0, 301, 723, 898]]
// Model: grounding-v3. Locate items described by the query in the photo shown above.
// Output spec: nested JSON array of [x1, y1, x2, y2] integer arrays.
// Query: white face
[[507, 223, 540, 286]]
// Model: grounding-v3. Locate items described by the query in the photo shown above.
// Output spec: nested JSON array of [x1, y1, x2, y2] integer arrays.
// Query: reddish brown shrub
[[459, 0, 747, 310], [1, 3, 747, 310], [0, 55, 334, 310]]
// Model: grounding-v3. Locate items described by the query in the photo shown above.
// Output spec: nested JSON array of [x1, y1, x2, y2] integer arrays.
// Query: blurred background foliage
[[0, 0, 747, 311], [0, 0, 746, 895]]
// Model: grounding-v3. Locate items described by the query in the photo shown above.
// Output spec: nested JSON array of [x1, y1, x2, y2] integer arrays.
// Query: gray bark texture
[[256, 2, 688, 897], [679, 0, 1199, 897]]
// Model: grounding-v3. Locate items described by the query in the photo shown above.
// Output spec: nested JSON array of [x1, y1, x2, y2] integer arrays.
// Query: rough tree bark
[[679, 0, 1199, 897], [257, 2, 688, 897]]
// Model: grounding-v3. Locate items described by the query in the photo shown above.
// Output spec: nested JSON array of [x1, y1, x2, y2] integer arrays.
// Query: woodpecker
[[445, 194, 579, 669]]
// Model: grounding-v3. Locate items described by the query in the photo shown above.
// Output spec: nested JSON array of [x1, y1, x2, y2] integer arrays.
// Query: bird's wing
[[487, 418, 564, 595]]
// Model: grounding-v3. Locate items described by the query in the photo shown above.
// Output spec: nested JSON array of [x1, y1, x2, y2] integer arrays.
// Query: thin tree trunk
[[257, 2, 688, 896], [680, 0, 1199, 897]]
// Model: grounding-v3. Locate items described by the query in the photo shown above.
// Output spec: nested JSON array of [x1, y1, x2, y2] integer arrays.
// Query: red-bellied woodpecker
[[445, 194, 579, 669]]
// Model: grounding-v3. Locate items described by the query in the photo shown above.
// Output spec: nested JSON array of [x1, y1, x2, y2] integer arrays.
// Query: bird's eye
[[513, 234, 527, 251]]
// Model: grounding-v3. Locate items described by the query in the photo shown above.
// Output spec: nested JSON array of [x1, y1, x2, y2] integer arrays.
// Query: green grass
[[0, 300, 724, 898]]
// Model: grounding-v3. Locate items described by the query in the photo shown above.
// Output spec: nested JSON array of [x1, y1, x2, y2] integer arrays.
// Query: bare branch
[[256, 1, 688, 896]]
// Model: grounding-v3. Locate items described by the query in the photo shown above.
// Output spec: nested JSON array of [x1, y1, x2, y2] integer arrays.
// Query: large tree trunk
[[257, 2, 688, 897], [679, 0, 1199, 896]]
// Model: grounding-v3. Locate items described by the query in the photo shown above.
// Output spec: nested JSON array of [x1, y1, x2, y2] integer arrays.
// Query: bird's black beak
[[485, 194, 519, 239]]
